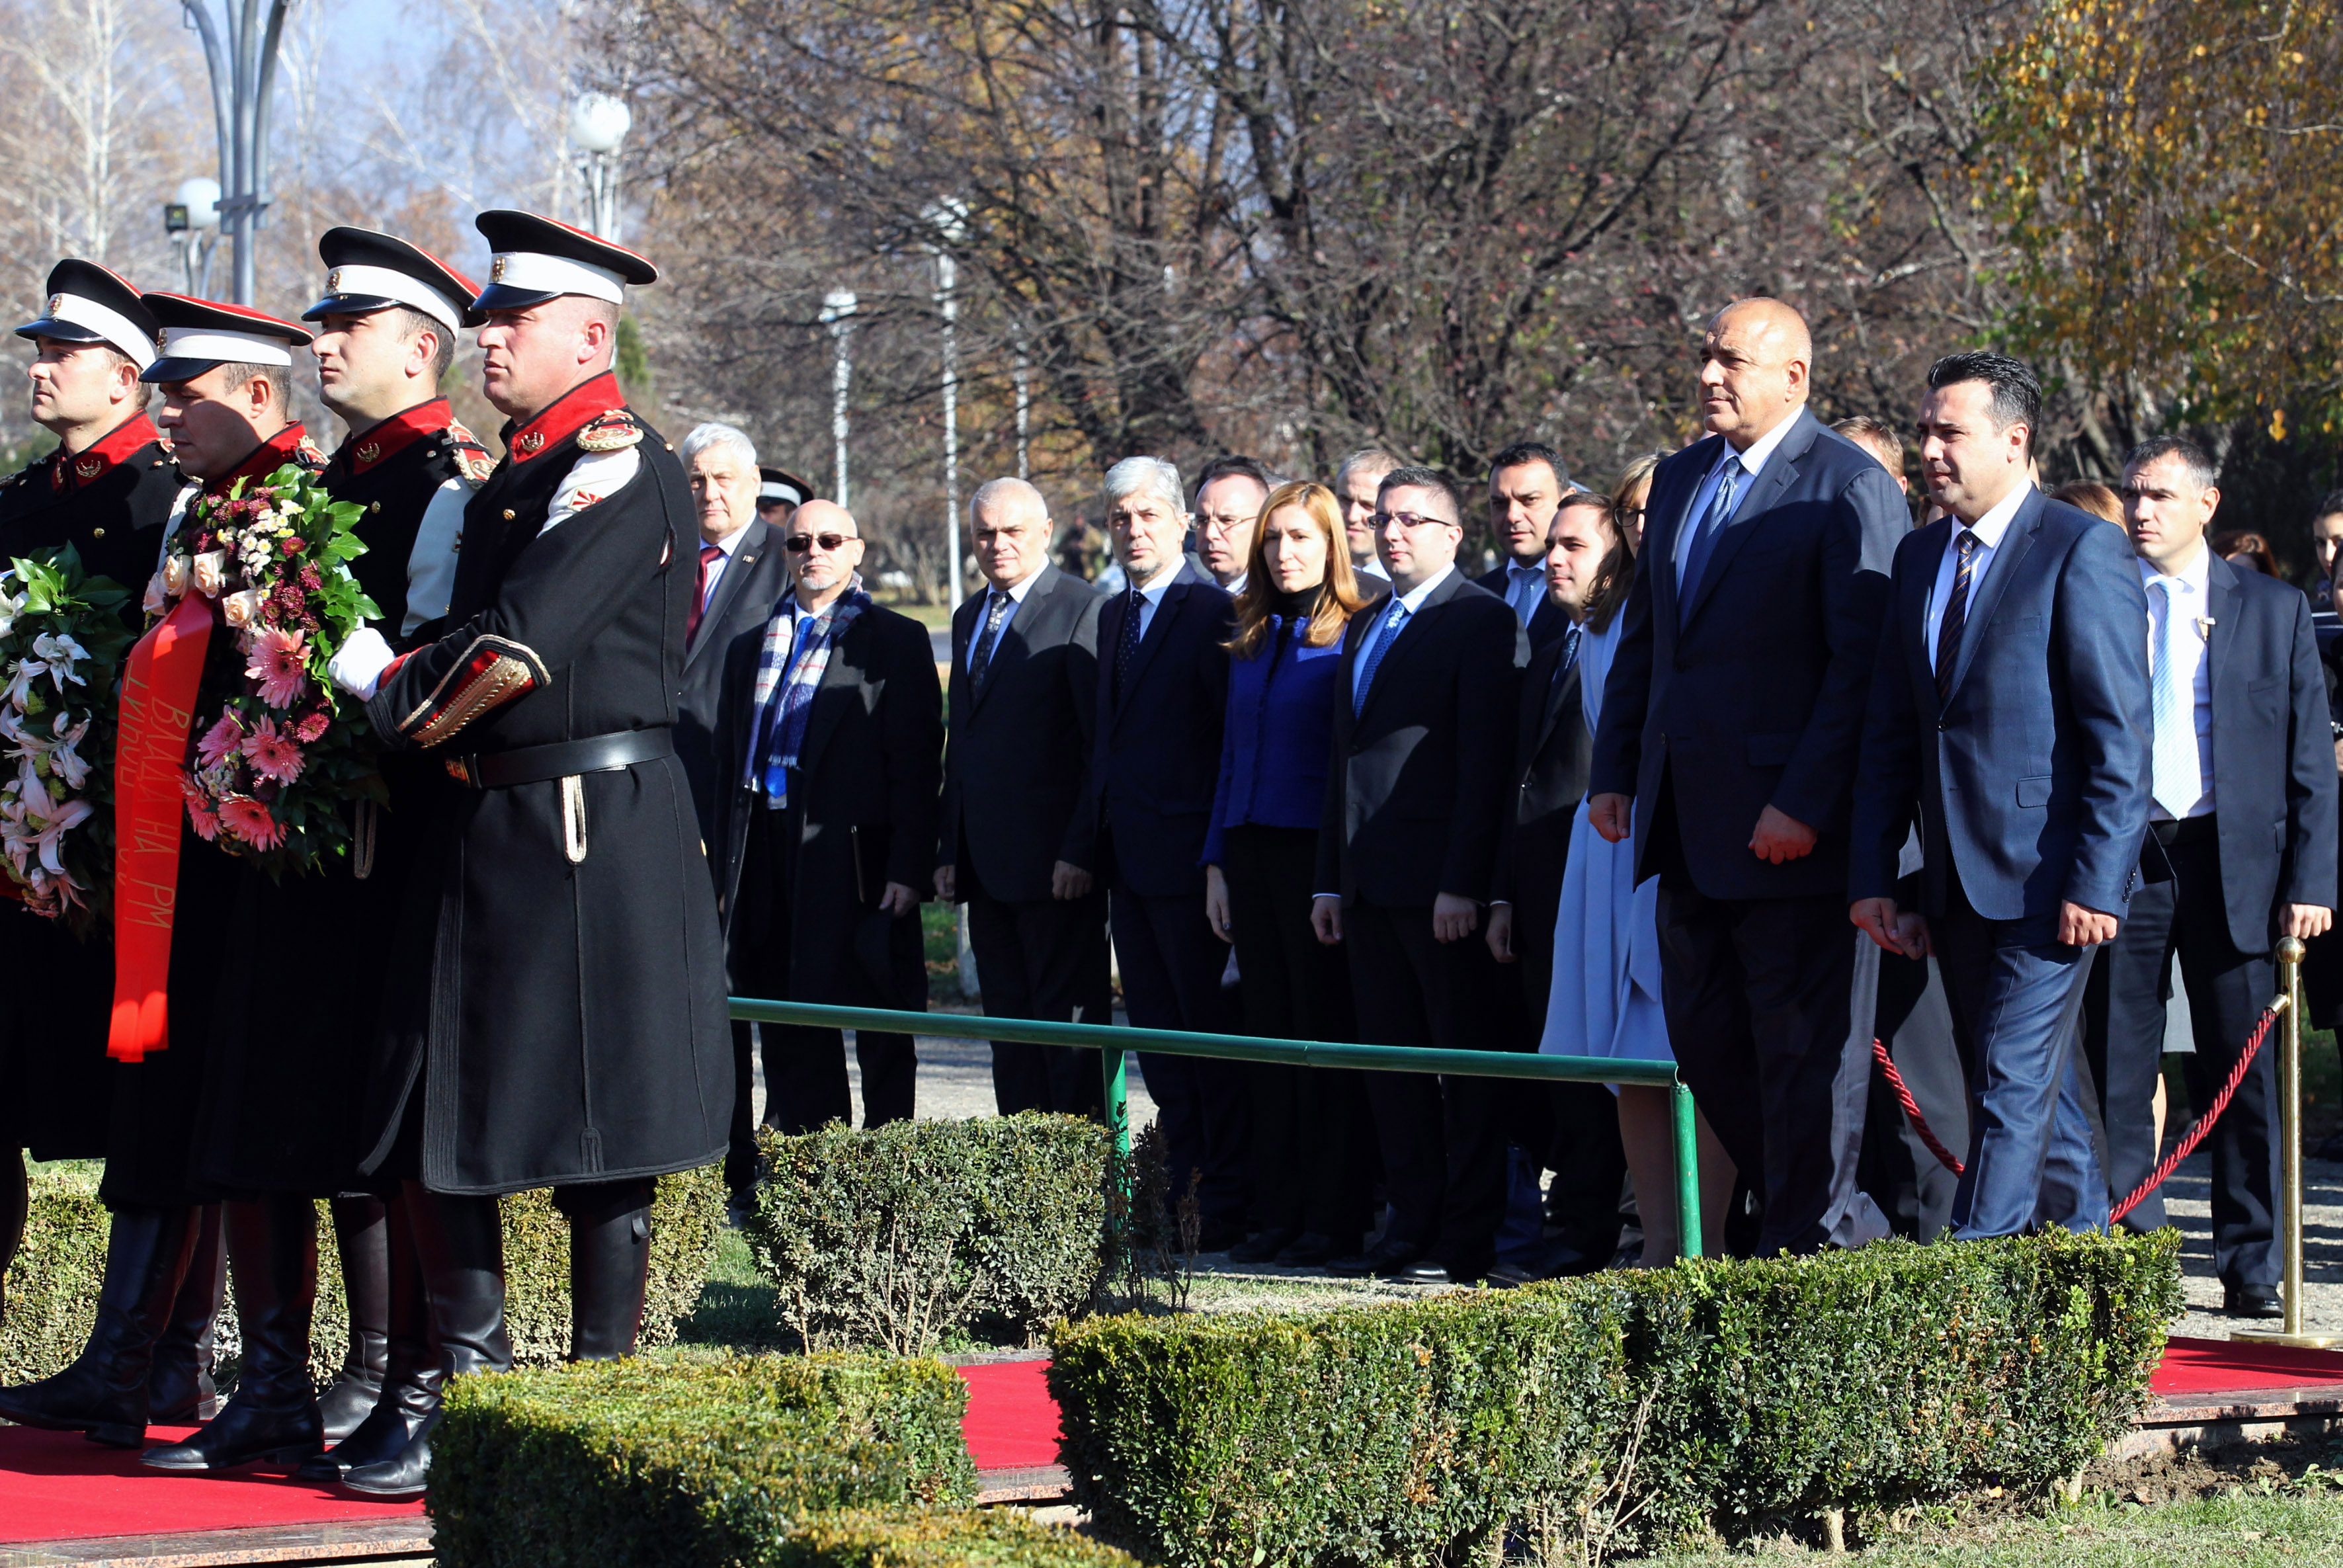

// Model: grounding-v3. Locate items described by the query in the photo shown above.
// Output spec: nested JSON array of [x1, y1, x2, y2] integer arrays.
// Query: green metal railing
[[729, 997, 1707, 1261]]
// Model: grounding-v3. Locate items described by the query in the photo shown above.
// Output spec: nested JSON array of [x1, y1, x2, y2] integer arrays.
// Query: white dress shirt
[[1923, 481, 2033, 672], [698, 520, 753, 611], [966, 567, 1044, 669], [1675, 411, 1802, 589], [1350, 563, 1456, 708], [2140, 543, 2215, 819]]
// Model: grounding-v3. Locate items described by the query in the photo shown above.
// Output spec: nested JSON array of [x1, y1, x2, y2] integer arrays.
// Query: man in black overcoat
[[325, 212, 731, 1498], [0, 263, 227, 1448], [936, 477, 1109, 1116], [712, 499, 941, 1138], [143, 233, 491, 1477]]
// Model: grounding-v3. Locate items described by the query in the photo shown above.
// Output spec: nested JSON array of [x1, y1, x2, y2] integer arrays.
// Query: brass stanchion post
[[2235, 936, 2332, 1347]]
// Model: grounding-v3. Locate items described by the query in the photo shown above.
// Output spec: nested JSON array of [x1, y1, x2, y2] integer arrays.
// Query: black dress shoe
[[1483, 1260, 1540, 1289], [2227, 1284, 2285, 1319], [1226, 1227, 1300, 1265], [1275, 1231, 1356, 1268], [1327, 1240, 1422, 1278], [1386, 1258, 1452, 1285]]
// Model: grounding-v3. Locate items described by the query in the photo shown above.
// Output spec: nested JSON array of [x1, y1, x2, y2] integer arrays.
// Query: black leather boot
[[339, 1186, 510, 1499], [147, 1204, 224, 1424], [565, 1184, 651, 1362], [0, 1204, 198, 1447], [142, 1196, 323, 1471], [298, 1192, 438, 1481], [313, 1196, 389, 1444]]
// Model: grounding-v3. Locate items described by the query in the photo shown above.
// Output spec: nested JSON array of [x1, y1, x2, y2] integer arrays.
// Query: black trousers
[[964, 857, 1107, 1118], [730, 805, 918, 1177], [1505, 851, 1627, 1257], [1222, 826, 1374, 1240], [1653, 873, 1857, 1257], [1110, 872, 1249, 1231], [2088, 817, 2277, 1283], [1345, 896, 1510, 1278]]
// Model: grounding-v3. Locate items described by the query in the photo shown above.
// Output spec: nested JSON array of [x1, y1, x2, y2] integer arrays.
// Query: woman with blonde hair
[[1204, 481, 1381, 1266]]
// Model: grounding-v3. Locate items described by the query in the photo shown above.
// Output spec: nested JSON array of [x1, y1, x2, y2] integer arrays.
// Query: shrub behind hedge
[[430, 1353, 979, 1568], [1, 1163, 724, 1387], [1050, 1230, 2183, 1565], [747, 1115, 1107, 1353]]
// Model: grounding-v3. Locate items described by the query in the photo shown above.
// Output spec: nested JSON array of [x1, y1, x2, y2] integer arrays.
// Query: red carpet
[[2152, 1335, 2343, 1396], [0, 1424, 422, 1545], [956, 1359, 1063, 1470]]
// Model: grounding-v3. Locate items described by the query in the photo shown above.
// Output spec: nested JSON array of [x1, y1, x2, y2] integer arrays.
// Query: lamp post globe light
[[179, 0, 292, 306], [569, 92, 632, 239], [163, 175, 223, 297]]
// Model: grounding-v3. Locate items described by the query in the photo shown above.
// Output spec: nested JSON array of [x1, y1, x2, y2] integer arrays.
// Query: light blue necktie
[[1353, 600, 1410, 716], [1676, 461, 1742, 618], [2148, 579, 2201, 817], [1507, 564, 1543, 625]]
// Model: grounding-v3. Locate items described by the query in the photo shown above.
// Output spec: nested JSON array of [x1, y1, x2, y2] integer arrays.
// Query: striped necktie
[[1934, 530, 1979, 703]]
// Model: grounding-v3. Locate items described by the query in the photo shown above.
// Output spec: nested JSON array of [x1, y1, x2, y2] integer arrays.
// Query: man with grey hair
[[1094, 454, 1248, 1249], [938, 476, 1112, 1116], [1335, 447, 1399, 581]]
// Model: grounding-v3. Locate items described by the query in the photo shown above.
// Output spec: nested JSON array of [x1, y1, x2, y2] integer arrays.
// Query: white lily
[[48, 716, 89, 789], [31, 632, 86, 688], [3, 659, 38, 711]]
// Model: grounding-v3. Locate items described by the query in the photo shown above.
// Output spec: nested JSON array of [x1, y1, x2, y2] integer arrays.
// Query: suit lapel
[[1646, 438, 1715, 634], [684, 520, 770, 675], [969, 565, 1057, 715], [1680, 410, 1818, 631], [1355, 573, 1458, 727], [2203, 550, 2237, 721], [1946, 489, 2045, 700], [1113, 579, 1186, 727], [1901, 518, 1951, 707], [796, 612, 865, 775]]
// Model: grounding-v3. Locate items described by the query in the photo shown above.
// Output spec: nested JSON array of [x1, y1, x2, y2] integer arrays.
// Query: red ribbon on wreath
[[107, 593, 214, 1062]]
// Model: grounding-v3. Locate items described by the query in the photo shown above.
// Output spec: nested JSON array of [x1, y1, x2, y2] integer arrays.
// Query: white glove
[[327, 627, 397, 700]]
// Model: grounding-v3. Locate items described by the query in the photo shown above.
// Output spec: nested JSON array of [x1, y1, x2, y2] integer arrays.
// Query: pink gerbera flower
[[245, 626, 309, 710], [181, 774, 220, 841], [241, 716, 305, 784], [291, 709, 329, 743], [194, 712, 245, 768], [216, 794, 285, 852]]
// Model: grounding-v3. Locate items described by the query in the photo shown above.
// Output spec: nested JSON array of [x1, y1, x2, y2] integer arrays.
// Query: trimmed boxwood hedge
[[429, 1354, 981, 1568], [747, 1114, 1108, 1353], [1049, 1230, 2183, 1565], [777, 1509, 1139, 1567], [1, 1162, 724, 1387]]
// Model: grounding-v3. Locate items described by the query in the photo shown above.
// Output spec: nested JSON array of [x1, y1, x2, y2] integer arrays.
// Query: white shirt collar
[[1128, 564, 1180, 606], [1723, 407, 1802, 479], [1955, 480, 2032, 550], [1390, 561, 1456, 614], [704, 520, 753, 559], [986, 566, 1046, 604], [2138, 540, 2211, 594]]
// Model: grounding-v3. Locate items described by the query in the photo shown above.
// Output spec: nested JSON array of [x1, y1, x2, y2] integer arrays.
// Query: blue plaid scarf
[[743, 578, 869, 807]]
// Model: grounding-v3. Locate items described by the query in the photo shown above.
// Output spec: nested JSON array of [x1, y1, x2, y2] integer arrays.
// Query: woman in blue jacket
[[1203, 481, 1381, 1267]]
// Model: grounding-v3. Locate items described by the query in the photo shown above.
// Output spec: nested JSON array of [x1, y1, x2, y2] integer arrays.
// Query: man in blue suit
[[2087, 435, 2335, 1314], [1850, 351, 2152, 1239], [1089, 455, 1248, 1249], [1588, 298, 1907, 1256]]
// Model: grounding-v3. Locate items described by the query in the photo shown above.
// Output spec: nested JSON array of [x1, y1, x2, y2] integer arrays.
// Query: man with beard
[[141, 233, 489, 1477], [325, 212, 731, 1497], [0, 263, 226, 1449]]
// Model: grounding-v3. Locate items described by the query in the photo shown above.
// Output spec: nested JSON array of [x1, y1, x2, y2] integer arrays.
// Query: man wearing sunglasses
[[712, 501, 942, 1145]]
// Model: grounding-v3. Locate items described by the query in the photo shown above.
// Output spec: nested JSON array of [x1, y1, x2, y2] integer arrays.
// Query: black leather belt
[[446, 727, 674, 789]]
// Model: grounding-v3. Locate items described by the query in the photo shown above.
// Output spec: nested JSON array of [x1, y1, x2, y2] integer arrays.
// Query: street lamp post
[[821, 290, 857, 509], [162, 177, 223, 297], [1014, 336, 1031, 481], [924, 199, 969, 607], [569, 93, 632, 240], [179, 0, 292, 306]]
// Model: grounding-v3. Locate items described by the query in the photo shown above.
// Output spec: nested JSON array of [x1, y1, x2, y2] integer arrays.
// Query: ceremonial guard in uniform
[[0, 266, 229, 1447], [325, 212, 731, 1497], [142, 237, 487, 1476]]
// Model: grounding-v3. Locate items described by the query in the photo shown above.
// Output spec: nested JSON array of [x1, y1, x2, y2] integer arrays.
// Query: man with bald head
[[938, 477, 1111, 1114], [713, 498, 942, 1141], [1586, 297, 1907, 1255]]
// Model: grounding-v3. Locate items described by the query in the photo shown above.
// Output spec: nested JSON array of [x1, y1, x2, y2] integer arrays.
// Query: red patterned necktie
[[687, 542, 723, 648]]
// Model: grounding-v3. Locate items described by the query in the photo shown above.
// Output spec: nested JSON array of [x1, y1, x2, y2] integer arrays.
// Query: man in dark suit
[[1487, 490, 1626, 1269], [937, 477, 1108, 1115], [713, 500, 942, 1140], [1850, 351, 2152, 1239], [2088, 436, 2334, 1312], [1587, 298, 1907, 1256], [677, 423, 794, 837], [1477, 441, 1575, 652], [1312, 466, 1527, 1284], [1092, 456, 1246, 1247]]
